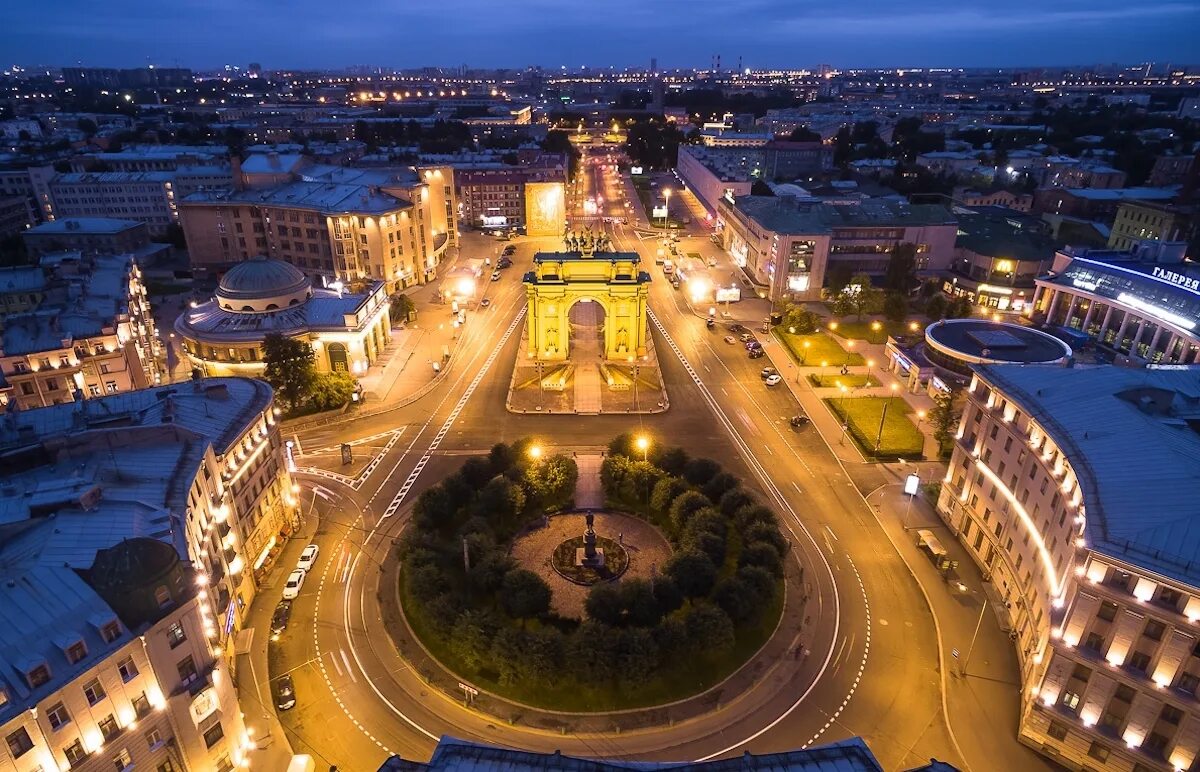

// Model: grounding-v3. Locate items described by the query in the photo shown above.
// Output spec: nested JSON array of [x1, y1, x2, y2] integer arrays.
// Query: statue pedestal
[[575, 548, 606, 569]]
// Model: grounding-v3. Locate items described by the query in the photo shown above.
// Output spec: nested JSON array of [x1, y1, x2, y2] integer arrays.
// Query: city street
[[251, 143, 1052, 772]]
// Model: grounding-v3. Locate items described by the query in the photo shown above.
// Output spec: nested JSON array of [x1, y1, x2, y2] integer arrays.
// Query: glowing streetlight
[[870, 320, 883, 344], [909, 321, 920, 332], [528, 445, 543, 461], [829, 321, 839, 332], [635, 435, 650, 461]]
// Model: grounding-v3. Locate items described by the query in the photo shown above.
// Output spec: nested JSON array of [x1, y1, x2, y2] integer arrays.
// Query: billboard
[[525, 182, 566, 237]]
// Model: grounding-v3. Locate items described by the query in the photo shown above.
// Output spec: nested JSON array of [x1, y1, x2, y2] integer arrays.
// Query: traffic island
[[824, 395, 925, 460], [384, 435, 794, 720]]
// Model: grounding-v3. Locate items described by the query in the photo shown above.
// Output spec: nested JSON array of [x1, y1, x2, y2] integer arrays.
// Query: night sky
[[6, 0, 1198, 70]]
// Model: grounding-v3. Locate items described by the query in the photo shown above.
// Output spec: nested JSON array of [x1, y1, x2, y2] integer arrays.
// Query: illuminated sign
[[976, 283, 1013, 295], [1072, 279, 1097, 291], [525, 182, 566, 237], [630, 166, 643, 175], [893, 352, 913, 373], [224, 599, 237, 636], [787, 275, 810, 292], [1152, 266, 1200, 292], [715, 287, 741, 303], [651, 206, 668, 219], [904, 474, 921, 496]]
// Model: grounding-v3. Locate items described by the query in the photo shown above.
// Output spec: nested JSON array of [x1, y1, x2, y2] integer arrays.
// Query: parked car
[[496, 257, 513, 268], [274, 675, 297, 711], [480, 298, 491, 308], [790, 414, 810, 428], [761, 367, 778, 380], [296, 544, 319, 572], [749, 348, 765, 359], [723, 335, 737, 344], [745, 340, 762, 351], [502, 245, 516, 256], [491, 271, 501, 282], [705, 318, 715, 329], [270, 600, 292, 640], [729, 323, 746, 333], [282, 569, 306, 600], [764, 374, 782, 386], [738, 332, 754, 342]]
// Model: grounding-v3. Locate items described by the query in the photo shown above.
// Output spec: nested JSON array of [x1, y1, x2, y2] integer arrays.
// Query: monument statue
[[576, 511, 606, 569]]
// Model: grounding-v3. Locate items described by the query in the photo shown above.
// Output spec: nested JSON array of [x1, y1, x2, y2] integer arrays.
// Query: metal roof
[[974, 364, 1200, 586]]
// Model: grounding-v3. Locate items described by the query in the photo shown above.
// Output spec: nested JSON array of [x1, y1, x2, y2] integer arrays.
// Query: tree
[[525, 453, 578, 511], [718, 488, 757, 519], [734, 503, 777, 529], [787, 126, 822, 142], [701, 472, 739, 503], [830, 273, 884, 321], [650, 476, 690, 518], [620, 579, 663, 627], [500, 569, 551, 620], [884, 243, 918, 293], [668, 490, 712, 532], [713, 575, 760, 623], [681, 457, 721, 487], [652, 576, 685, 615], [883, 291, 908, 323], [471, 477, 526, 537], [930, 386, 962, 457], [685, 603, 735, 655], [585, 584, 625, 626], [781, 304, 820, 334], [740, 542, 784, 577], [737, 565, 777, 604], [925, 293, 949, 321], [489, 627, 526, 684], [525, 627, 566, 682], [262, 333, 315, 411], [946, 296, 974, 319], [617, 627, 660, 682], [665, 551, 717, 598], [569, 622, 619, 683], [390, 293, 415, 324], [450, 610, 498, 671], [308, 371, 355, 410]]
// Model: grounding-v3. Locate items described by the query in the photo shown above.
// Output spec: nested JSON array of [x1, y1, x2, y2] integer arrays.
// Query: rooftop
[[954, 209, 1056, 263], [379, 735, 957, 772], [24, 217, 143, 236], [1054, 187, 1178, 202], [178, 283, 386, 341], [731, 196, 956, 235], [925, 319, 1071, 363], [974, 364, 1200, 586]]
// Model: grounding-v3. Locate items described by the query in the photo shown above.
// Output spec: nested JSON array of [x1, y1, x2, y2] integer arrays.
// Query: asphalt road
[[260, 144, 981, 771]]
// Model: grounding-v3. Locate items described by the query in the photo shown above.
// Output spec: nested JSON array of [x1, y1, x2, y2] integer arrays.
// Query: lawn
[[824, 396, 925, 460], [775, 330, 865, 367], [807, 373, 880, 389], [829, 319, 925, 343]]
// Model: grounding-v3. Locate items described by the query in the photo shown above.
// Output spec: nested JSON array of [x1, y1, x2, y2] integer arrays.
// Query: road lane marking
[[825, 525, 839, 542], [329, 650, 343, 676], [340, 649, 358, 683]]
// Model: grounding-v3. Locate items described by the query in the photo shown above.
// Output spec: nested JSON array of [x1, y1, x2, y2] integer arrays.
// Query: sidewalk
[[867, 475, 1055, 772]]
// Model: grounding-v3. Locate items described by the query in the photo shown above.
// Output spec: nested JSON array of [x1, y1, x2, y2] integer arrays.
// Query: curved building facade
[[176, 256, 391, 377]]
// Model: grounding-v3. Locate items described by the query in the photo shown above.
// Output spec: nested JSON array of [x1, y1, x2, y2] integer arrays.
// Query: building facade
[[717, 195, 957, 302], [453, 154, 567, 230], [180, 165, 456, 291], [1029, 242, 1200, 364], [175, 257, 391, 377], [1108, 202, 1197, 252], [28, 168, 181, 237], [938, 364, 1200, 772], [0, 253, 160, 413], [942, 208, 1056, 313]]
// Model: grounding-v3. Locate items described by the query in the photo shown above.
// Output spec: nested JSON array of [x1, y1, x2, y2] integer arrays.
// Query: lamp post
[[801, 339, 811, 365], [838, 384, 849, 445], [874, 383, 900, 453], [844, 339, 855, 371], [662, 188, 672, 229], [866, 358, 875, 386], [635, 435, 650, 462], [871, 320, 883, 345]]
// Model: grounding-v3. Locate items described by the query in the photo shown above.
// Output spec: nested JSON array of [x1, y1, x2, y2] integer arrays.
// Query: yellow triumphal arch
[[523, 238, 650, 363]]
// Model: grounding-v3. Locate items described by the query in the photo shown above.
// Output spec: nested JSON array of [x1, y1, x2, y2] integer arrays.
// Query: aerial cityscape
[[1, 6, 1200, 772]]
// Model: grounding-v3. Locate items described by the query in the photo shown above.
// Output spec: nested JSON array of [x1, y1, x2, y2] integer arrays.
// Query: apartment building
[[28, 168, 180, 237], [181, 164, 457, 291], [452, 152, 567, 230], [1108, 202, 1197, 252], [22, 217, 151, 258], [0, 252, 160, 413], [0, 377, 296, 772], [938, 364, 1200, 772]]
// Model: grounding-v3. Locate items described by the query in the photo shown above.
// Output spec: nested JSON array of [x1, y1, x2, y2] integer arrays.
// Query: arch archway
[[327, 342, 349, 372], [524, 250, 649, 362]]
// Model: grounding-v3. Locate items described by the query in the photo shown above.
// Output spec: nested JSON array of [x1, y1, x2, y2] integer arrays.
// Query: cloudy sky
[[6, 0, 1198, 70]]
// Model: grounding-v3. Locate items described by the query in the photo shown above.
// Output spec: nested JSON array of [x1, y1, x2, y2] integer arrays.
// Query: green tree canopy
[[500, 569, 552, 619], [262, 333, 315, 411]]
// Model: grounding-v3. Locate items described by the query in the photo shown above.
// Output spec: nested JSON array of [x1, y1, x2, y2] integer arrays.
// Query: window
[[47, 701, 71, 729], [118, 656, 138, 682], [1144, 620, 1166, 641], [215, 755, 235, 772], [145, 726, 164, 749], [155, 585, 171, 608], [101, 621, 121, 643], [1084, 632, 1105, 652], [65, 641, 87, 664], [99, 714, 119, 740], [166, 621, 187, 649], [83, 678, 106, 705], [1060, 689, 1082, 711], [5, 727, 33, 758], [1087, 741, 1110, 762], [1178, 671, 1200, 693], [1098, 601, 1119, 622], [133, 692, 151, 717], [105, 381, 118, 393], [1047, 721, 1068, 741], [1129, 651, 1152, 673], [156, 761, 178, 772], [64, 738, 86, 765], [202, 721, 224, 749], [27, 664, 50, 688], [1161, 704, 1184, 725], [177, 655, 198, 687], [114, 747, 133, 770], [1159, 587, 1183, 609]]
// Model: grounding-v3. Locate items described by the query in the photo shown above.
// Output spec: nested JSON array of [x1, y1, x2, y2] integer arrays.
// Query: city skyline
[[8, 0, 1200, 71]]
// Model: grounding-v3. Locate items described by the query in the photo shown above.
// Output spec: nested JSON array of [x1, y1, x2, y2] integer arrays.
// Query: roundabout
[[386, 437, 791, 715]]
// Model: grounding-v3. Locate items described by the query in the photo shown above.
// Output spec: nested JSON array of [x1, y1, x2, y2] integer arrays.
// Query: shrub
[[739, 542, 784, 577], [665, 550, 717, 598], [718, 488, 757, 519], [669, 491, 713, 532], [682, 457, 721, 487], [734, 503, 777, 529], [650, 476, 690, 518], [701, 471, 739, 503], [585, 584, 625, 626], [684, 603, 735, 656], [500, 569, 552, 619]]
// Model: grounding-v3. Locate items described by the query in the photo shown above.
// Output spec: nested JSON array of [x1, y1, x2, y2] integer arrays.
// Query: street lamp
[[866, 358, 875, 385], [873, 383, 900, 454], [871, 320, 883, 344], [916, 409, 927, 428], [828, 320, 839, 333], [844, 339, 855, 370], [528, 445, 543, 461], [635, 435, 650, 461], [662, 188, 672, 229], [838, 384, 850, 445], [801, 339, 811, 365]]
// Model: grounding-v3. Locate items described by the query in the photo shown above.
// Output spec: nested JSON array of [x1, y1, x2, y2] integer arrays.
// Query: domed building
[[176, 256, 391, 376]]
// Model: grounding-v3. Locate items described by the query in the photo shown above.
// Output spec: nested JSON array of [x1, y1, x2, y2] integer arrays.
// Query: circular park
[[395, 433, 794, 712]]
